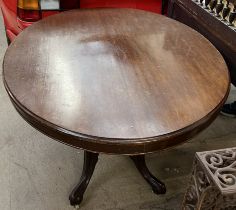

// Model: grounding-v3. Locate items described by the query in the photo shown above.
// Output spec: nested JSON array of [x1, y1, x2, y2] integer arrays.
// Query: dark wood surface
[[69, 151, 98, 206], [167, 0, 236, 86], [3, 9, 230, 154], [130, 155, 166, 194]]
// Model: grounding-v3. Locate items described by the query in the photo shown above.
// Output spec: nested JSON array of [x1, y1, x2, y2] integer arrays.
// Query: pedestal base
[[130, 155, 166, 194], [69, 152, 98, 206], [69, 151, 166, 206]]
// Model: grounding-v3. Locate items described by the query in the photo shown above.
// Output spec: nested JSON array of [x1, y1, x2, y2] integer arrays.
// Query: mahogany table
[[3, 9, 230, 207]]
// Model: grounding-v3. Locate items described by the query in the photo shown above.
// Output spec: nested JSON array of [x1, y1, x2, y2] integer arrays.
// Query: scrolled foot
[[130, 155, 166, 195], [69, 193, 83, 206], [69, 151, 99, 206], [149, 174, 166, 194]]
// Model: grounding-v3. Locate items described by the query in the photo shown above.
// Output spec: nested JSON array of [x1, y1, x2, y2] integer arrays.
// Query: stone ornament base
[[182, 147, 236, 210]]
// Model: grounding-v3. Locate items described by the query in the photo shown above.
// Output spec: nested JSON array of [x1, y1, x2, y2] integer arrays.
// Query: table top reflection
[[3, 9, 230, 154]]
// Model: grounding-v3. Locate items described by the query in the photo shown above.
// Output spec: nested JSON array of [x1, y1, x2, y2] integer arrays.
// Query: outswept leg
[[130, 155, 166, 194], [69, 151, 99, 206]]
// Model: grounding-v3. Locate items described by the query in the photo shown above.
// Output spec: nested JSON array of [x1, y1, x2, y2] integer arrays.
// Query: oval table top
[[3, 9, 230, 154]]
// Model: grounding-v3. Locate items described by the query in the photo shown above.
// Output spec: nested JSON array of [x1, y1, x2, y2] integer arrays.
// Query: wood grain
[[3, 9, 230, 154], [167, 0, 236, 86]]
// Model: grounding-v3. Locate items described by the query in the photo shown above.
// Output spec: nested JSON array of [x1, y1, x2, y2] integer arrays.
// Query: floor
[[0, 13, 236, 210]]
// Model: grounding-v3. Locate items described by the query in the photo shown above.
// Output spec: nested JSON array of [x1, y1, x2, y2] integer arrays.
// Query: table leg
[[130, 155, 166, 194], [69, 151, 99, 207]]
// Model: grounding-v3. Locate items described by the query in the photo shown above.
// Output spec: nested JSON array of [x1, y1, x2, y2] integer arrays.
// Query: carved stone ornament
[[182, 148, 236, 210]]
